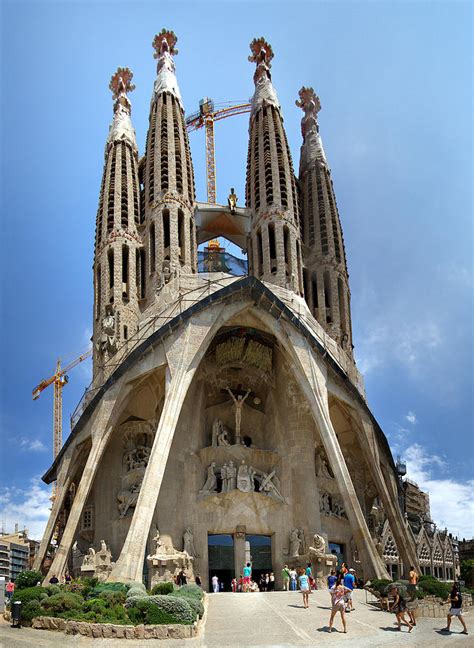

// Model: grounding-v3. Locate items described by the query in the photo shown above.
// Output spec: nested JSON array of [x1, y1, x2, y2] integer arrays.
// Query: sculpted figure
[[82, 547, 95, 567], [309, 533, 326, 557], [200, 462, 217, 494], [100, 305, 116, 353], [320, 492, 331, 514], [315, 447, 334, 479], [183, 527, 197, 558], [289, 528, 301, 558], [333, 500, 346, 518], [221, 463, 229, 493], [350, 536, 361, 564], [228, 187, 238, 213], [227, 460, 237, 490], [226, 387, 251, 445], [218, 424, 231, 446], [259, 470, 286, 503], [237, 460, 253, 492], [211, 419, 220, 447], [117, 483, 140, 517]]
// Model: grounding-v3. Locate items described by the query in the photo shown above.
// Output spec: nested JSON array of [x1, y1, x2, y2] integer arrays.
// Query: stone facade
[[35, 32, 421, 591]]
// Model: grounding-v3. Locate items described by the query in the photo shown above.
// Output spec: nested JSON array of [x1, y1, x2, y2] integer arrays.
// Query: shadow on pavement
[[287, 604, 305, 609]]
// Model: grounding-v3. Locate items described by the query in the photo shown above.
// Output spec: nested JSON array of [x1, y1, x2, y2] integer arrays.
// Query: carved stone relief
[[81, 540, 115, 581], [117, 419, 155, 517], [319, 491, 347, 519]]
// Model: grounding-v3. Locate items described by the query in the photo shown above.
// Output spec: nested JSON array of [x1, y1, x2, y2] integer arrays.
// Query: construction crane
[[32, 349, 92, 462], [186, 98, 251, 204]]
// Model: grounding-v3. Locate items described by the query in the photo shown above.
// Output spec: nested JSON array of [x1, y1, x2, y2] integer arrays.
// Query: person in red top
[[5, 579, 15, 601]]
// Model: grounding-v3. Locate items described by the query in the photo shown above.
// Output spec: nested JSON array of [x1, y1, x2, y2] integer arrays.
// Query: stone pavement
[[0, 590, 471, 647]]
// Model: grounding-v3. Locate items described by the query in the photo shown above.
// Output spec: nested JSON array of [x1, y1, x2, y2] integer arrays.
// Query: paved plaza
[[0, 590, 471, 647]]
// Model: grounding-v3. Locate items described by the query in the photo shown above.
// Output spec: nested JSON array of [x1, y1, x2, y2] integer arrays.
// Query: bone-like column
[[357, 415, 420, 576], [43, 397, 119, 583], [285, 329, 389, 579], [34, 456, 73, 572], [108, 322, 209, 583]]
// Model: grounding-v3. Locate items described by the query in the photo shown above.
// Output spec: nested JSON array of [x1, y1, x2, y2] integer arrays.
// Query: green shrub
[[22, 600, 43, 623], [41, 592, 83, 614], [14, 586, 49, 606], [83, 598, 107, 614], [90, 582, 128, 598], [126, 586, 147, 599], [127, 599, 176, 626], [148, 595, 195, 624], [98, 589, 126, 605], [151, 581, 175, 596], [174, 592, 203, 619], [45, 584, 61, 596], [418, 575, 451, 599], [127, 581, 146, 591], [15, 570, 44, 590], [176, 584, 203, 599], [125, 594, 149, 609]]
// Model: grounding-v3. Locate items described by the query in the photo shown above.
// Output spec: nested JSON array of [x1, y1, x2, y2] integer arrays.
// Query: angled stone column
[[34, 455, 73, 572], [108, 321, 210, 583], [43, 395, 121, 583], [357, 415, 420, 576], [284, 329, 389, 579]]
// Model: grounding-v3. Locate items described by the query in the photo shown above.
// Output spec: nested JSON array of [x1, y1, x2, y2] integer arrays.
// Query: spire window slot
[[95, 264, 101, 320], [107, 249, 114, 302], [178, 209, 185, 264], [338, 277, 347, 336], [268, 223, 277, 274], [324, 271, 332, 323], [283, 225, 291, 278], [122, 245, 129, 301], [163, 209, 171, 260], [149, 222, 156, 273], [257, 229, 263, 276], [139, 248, 146, 299], [120, 143, 128, 229], [107, 147, 117, 233]]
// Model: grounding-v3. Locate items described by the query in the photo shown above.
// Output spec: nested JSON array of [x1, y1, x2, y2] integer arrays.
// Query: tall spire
[[296, 86, 353, 356], [296, 87, 327, 173], [107, 67, 137, 152], [151, 29, 183, 107], [92, 67, 141, 380], [248, 37, 280, 117], [245, 38, 303, 295]]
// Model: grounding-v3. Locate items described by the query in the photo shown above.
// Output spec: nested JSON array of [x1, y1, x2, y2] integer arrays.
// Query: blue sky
[[1, 1, 472, 540]]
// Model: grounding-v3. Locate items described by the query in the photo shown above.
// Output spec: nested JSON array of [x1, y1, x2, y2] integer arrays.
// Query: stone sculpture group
[[199, 459, 286, 503]]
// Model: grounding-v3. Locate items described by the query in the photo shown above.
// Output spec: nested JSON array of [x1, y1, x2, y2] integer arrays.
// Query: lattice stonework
[[445, 550, 454, 566], [383, 535, 399, 562], [433, 545, 443, 565], [418, 543, 431, 564]]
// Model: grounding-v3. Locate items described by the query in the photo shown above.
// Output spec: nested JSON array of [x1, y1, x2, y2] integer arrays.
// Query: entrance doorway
[[246, 534, 272, 587], [329, 542, 345, 569], [208, 534, 234, 592]]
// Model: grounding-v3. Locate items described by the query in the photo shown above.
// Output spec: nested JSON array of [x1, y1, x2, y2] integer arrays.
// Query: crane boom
[[186, 98, 251, 203]]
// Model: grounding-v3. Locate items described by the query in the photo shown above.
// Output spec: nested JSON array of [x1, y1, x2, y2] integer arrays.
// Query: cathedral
[[35, 30, 422, 590]]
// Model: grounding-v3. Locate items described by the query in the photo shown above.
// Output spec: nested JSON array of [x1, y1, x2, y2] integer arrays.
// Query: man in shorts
[[243, 562, 252, 592], [442, 583, 468, 634], [343, 568, 355, 612]]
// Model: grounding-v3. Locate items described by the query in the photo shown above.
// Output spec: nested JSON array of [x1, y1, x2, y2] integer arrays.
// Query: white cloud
[[19, 437, 47, 452], [0, 477, 51, 540], [405, 411, 417, 425], [403, 443, 474, 539]]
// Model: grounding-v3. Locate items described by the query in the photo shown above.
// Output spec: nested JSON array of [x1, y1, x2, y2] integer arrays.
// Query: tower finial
[[248, 37, 279, 115], [296, 86, 327, 168], [109, 67, 135, 115], [151, 29, 182, 105]]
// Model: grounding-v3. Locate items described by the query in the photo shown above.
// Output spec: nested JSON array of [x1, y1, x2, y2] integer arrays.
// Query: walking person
[[305, 562, 315, 590], [298, 567, 311, 609], [195, 574, 202, 587], [282, 564, 290, 591], [211, 574, 219, 593], [327, 570, 337, 589], [328, 574, 349, 633], [269, 572, 275, 591], [442, 582, 468, 635], [243, 562, 252, 592], [5, 579, 15, 602], [343, 568, 355, 611], [388, 584, 413, 632]]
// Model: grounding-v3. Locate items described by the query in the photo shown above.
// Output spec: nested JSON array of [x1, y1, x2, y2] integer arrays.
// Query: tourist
[[388, 584, 413, 632], [343, 568, 355, 612], [211, 574, 219, 593], [64, 572, 72, 584], [298, 567, 311, 609], [5, 579, 15, 602], [328, 574, 349, 633], [305, 562, 315, 590], [177, 569, 187, 586], [231, 577, 237, 593], [195, 574, 202, 587], [442, 582, 468, 635], [259, 574, 267, 592], [282, 564, 290, 591], [243, 562, 252, 592], [250, 580, 259, 592], [327, 570, 337, 589], [49, 574, 59, 585], [269, 572, 275, 591], [238, 576, 243, 592], [340, 562, 348, 577], [290, 568, 297, 591]]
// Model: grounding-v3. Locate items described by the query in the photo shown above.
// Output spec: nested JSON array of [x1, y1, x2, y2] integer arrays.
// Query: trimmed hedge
[[418, 575, 451, 599], [174, 591, 203, 619], [151, 581, 175, 596], [147, 595, 195, 624], [176, 584, 203, 599], [127, 599, 176, 625], [126, 586, 147, 599], [22, 600, 43, 623], [41, 592, 83, 614]]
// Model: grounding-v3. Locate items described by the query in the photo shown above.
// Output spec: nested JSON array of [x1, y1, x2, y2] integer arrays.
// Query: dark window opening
[[163, 209, 171, 260], [108, 249, 114, 290], [257, 230, 263, 276], [139, 248, 146, 299], [178, 209, 185, 264], [268, 223, 277, 274], [324, 271, 332, 323], [150, 222, 156, 273], [123, 325, 128, 340], [122, 245, 129, 301]]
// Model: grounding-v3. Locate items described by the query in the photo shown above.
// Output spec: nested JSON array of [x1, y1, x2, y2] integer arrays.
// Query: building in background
[[0, 525, 38, 581]]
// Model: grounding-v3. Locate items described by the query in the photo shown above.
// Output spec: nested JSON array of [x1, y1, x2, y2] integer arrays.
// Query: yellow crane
[[186, 98, 251, 204], [32, 349, 92, 462]]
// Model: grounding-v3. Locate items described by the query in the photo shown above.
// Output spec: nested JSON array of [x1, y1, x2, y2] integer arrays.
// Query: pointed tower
[[296, 87, 353, 354], [245, 38, 303, 295], [142, 29, 197, 302], [92, 68, 141, 377]]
